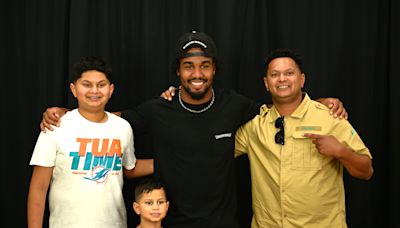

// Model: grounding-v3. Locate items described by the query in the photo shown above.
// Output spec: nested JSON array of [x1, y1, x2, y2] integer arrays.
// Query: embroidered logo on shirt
[[296, 126, 322, 131], [215, 133, 232, 139]]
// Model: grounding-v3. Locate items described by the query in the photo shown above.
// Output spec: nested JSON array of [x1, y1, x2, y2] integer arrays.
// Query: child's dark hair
[[70, 56, 113, 83], [134, 177, 167, 201], [264, 49, 303, 73]]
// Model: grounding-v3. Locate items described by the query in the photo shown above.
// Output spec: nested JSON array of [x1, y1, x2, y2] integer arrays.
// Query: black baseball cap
[[175, 30, 217, 59]]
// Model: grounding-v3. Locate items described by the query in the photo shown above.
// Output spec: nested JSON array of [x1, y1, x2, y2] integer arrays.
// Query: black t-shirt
[[122, 89, 259, 228]]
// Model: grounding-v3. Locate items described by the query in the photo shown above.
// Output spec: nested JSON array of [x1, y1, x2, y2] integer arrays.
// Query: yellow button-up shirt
[[235, 93, 372, 228]]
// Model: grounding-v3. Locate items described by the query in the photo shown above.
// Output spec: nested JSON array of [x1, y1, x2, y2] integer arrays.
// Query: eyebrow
[[182, 60, 212, 65], [80, 79, 109, 83], [141, 197, 167, 202], [269, 68, 296, 72]]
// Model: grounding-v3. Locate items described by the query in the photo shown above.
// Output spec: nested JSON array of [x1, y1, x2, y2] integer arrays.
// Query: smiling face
[[70, 70, 114, 113], [133, 188, 169, 225], [264, 57, 305, 104], [176, 47, 216, 104]]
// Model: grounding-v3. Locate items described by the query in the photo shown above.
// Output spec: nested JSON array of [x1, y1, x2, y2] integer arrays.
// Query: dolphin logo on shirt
[[84, 167, 111, 182]]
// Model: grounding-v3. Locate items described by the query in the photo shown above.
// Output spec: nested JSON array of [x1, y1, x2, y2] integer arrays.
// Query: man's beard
[[181, 85, 210, 100]]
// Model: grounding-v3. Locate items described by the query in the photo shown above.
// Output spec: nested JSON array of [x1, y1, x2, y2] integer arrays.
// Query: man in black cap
[[40, 30, 347, 228], [124, 30, 260, 227]]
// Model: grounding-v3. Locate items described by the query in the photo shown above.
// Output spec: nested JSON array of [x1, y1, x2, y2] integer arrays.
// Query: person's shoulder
[[138, 96, 171, 107], [122, 97, 169, 114], [310, 99, 330, 112], [62, 108, 78, 118], [216, 88, 260, 117], [251, 104, 271, 121], [108, 111, 131, 125], [58, 109, 79, 124], [308, 99, 346, 123], [108, 112, 135, 132], [260, 104, 271, 114], [217, 88, 242, 96], [216, 88, 253, 102]]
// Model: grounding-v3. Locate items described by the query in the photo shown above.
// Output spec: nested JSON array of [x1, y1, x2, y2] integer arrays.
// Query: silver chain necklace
[[178, 88, 215, 114]]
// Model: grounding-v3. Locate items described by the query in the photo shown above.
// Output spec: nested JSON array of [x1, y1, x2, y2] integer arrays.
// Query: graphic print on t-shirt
[[69, 137, 123, 184]]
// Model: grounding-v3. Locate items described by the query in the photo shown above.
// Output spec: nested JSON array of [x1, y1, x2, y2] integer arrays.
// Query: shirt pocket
[[290, 131, 322, 170]]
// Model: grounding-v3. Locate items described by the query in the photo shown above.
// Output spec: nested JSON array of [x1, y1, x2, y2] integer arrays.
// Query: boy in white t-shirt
[[27, 56, 153, 228]]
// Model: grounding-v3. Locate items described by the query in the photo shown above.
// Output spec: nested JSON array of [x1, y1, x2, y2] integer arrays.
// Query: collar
[[265, 92, 312, 123]]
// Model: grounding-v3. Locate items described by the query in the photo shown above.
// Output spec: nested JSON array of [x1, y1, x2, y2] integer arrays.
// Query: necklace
[[178, 88, 215, 114]]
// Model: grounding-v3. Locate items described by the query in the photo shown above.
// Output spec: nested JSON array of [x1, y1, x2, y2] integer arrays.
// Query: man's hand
[[40, 107, 69, 132], [304, 132, 373, 180], [317, 97, 348, 119], [303, 133, 346, 158], [160, 86, 177, 101]]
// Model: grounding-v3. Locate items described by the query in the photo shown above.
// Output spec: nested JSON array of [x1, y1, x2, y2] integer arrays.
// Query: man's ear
[[301, 73, 306, 88], [263, 77, 269, 91], [213, 62, 216, 75]]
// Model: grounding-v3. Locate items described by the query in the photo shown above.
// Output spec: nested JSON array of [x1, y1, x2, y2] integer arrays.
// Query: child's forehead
[[138, 188, 166, 200]]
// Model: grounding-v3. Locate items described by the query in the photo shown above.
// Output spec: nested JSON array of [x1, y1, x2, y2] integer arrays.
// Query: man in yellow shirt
[[235, 49, 373, 228]]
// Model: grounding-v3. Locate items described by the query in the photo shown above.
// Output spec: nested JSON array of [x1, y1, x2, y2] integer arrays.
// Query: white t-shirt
[[30, 109, 136, 228]]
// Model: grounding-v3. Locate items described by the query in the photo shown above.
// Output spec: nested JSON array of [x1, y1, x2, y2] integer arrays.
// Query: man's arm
[[304, 133, 373, 180], [338, 147, 373, 180], [40, 107, 70, 132], [123, 159, 154, 178], [160, 86, 348, 119], [40, 107, 122, 132]]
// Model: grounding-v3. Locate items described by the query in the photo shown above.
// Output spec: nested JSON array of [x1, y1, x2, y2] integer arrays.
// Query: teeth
[[278, 85, 289, 89], [88, 96, 101, 100], [191, 81, 204, 86]]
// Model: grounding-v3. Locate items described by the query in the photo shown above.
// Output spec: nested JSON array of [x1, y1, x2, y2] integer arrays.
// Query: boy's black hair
[[70, 56, 113, 83], [264, 49, 303, 73], [134, 177, 168, 202]]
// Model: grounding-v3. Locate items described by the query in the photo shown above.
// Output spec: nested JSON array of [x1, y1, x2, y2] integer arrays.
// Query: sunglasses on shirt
[[275, 116, 284, 145]]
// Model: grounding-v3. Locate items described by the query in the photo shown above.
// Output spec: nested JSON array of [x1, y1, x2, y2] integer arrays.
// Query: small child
[[133, 178, 169, 228]]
